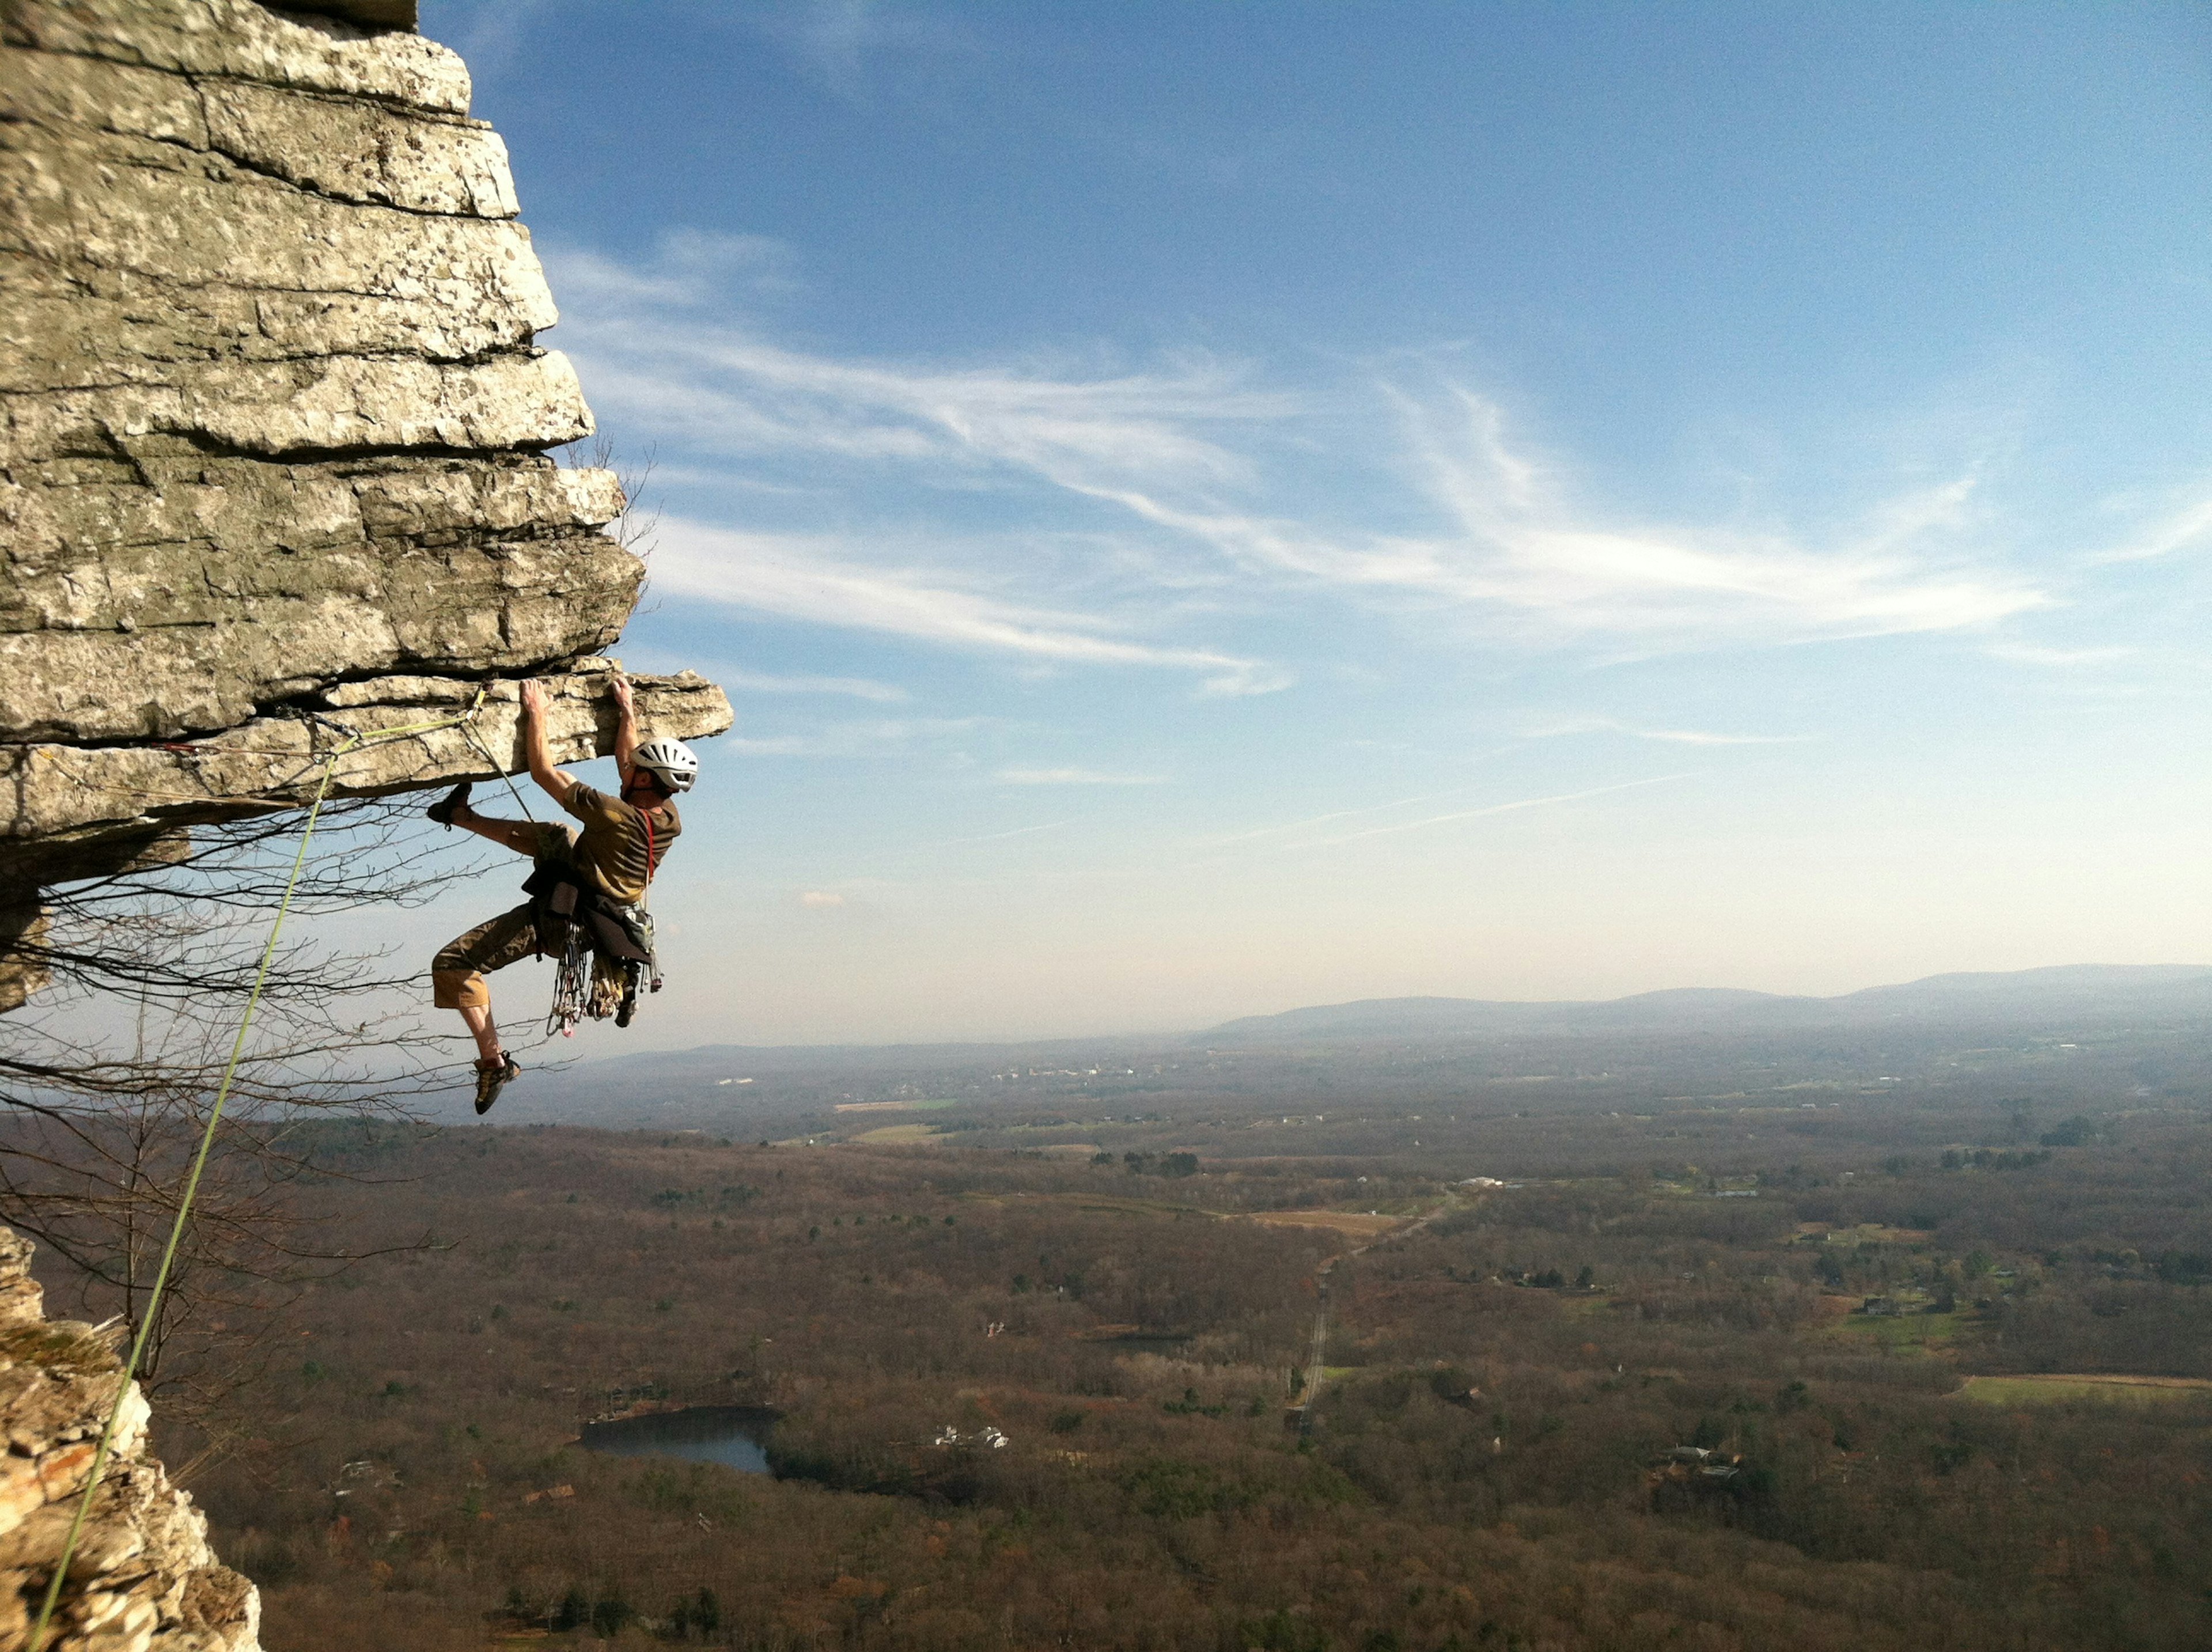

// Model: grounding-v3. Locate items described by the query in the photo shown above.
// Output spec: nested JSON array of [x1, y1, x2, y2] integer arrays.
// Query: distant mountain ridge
[[503, 963, 2212, 1128], [1198, 964, 2212, 1044]]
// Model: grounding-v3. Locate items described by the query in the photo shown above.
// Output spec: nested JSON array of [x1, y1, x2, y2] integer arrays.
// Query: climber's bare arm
[[610, 673, 639, 790], [518, 679, 580, 809]]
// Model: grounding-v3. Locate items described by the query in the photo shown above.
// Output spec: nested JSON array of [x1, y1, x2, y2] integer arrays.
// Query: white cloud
[[1071, 397, 2046, 648], [652, 518, 1289, 696], [1199, 783, 1493, 848], [728, 717, 985, 758], [996, 767, 1165, 786], [1522, 717, 1813, 746], [919, 821, 1070, 848], [551, 240, 2058, 675], [445, 1, 552, 84], [2091, 494, 2212, 564], [548, 233, 801, 310], [722, 668, 911, 702], [798, 891, 845, 907], [747, 0, 986, 103], [1983, 642, 2134, 668], [1302, 775, 1691, 848], [567, 322, 1289, 487]]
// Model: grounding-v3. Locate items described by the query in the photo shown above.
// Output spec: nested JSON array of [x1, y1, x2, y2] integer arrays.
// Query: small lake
[[577, 1406, 780, 1473]]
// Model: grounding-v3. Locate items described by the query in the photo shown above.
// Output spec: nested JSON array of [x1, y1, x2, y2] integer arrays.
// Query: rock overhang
[[0, 0, 744, 1634], [3, 0, 733, 903]]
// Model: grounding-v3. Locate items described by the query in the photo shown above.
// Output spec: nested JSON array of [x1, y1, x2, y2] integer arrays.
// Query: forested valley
[[29, 1048, 2208, 1652]]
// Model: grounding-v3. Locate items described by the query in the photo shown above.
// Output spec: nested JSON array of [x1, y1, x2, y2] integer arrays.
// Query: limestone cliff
[[1, 0, 733, 907], [0, 1225, 257, 1652], [1, 1, 733, 1639]]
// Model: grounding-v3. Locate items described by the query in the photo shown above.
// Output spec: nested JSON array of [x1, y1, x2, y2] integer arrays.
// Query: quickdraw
[[541, 804, 664, 1038]]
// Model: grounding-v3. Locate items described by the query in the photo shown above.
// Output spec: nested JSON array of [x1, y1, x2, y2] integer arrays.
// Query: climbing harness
[[458, 703, 671, 1039], [27, 692, 493, 1652], [631, 808, 666, 1022], [536, 805, 664, 1039]]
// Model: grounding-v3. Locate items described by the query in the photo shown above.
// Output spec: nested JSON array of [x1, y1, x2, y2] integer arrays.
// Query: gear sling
[[528, 810, 664, 1035]]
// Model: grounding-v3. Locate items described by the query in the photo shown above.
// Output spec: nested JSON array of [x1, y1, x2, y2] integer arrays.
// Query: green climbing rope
[[28, 692, 493, 1652]]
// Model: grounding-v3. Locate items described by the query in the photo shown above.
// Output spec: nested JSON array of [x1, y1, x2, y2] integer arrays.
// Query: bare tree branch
[[1, 797, 491, 1449]]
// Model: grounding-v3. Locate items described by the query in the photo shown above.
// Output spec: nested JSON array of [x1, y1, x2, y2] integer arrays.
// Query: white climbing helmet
[[631, 736, 700, 794]]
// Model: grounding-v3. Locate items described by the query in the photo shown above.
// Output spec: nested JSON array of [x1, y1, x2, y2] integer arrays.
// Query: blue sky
[[406, 1, 2212, 1047]]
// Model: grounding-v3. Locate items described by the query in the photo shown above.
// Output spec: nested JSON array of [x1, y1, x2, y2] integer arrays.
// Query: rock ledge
[[0, 1226, 258, 1652], [2, 0, 734, 984]]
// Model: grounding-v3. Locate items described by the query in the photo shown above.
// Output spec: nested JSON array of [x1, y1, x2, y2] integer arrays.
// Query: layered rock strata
[[0, 1226, 259, 1652], [1, 0, 732, 898], [0, 5, 734, 1639], [2, 660, 728, 882]]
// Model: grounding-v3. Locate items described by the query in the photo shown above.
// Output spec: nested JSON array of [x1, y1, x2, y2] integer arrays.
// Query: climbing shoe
[[472, 1052, 520, 1115], [426, 780, 472, 829]]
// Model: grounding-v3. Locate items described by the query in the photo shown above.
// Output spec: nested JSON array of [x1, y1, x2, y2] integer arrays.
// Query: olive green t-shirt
[[561, 783, 680, 905]]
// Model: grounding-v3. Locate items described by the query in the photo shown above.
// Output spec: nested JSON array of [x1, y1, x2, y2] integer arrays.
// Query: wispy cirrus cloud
[[1202, 771, 1692, 852], [1983, 642, 2135, 668], [1067, 388, 2046, 648], [742, 0, 987, 103], [2090, 492, 2212, 564], [1199, 783, 1494, 848], [727, 716, 986, 758], [652, 518, 1289, 696], [996, 767, 1165, 786], [1301, 775, 1692, 848], [918, 821, 1070, 848], [721, 667, 911, 703], [1522, 716, 1813, 746], [549, 234, 2056, 680], [555, 230, 803, 309], [570, 325, 1287, 487]]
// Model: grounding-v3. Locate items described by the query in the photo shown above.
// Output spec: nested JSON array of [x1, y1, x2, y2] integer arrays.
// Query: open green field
[[1821, 1308, 1972, 1355], [959, 1189, 1222, 1221], [1798, 1221, 1936, 1243], [849, 1122, 941, 1143], [1955, 1373, 2212, 1405]]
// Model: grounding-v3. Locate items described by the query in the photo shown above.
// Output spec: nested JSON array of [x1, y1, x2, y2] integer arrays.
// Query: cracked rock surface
[[0, 5, 737, 1638], [5, 660, 730, 884], [2, 0, 733, 892], [0, 1226, 259, 1652]]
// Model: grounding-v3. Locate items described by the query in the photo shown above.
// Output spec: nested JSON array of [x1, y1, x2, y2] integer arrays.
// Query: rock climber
[[426, 674, 697, 1113]]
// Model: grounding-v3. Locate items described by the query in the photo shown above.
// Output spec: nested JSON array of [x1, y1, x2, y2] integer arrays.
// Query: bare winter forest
[[23, 1022, 2208, 1652]]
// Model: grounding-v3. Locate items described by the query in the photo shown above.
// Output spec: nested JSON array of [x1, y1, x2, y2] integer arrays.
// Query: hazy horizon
[[516, 959, 2212, 1061], [390, 1, 2212, 1049]]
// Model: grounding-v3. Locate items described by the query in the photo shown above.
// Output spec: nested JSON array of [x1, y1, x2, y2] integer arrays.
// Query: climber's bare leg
[[458, 1001, 503, 1065], [450, 808, 540, 857], [431, 911, 525, 1112]]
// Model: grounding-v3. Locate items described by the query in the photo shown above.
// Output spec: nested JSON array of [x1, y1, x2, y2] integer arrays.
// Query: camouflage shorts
[[430, 900, 569, 1010]]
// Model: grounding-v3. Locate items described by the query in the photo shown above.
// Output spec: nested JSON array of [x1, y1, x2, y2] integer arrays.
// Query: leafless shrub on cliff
[[0, 800, 475, 1449]]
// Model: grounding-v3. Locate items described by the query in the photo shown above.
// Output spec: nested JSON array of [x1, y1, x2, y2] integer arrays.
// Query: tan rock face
[[3, 662, 729, 886], [2, 1, 722, 1636], [2, 0, 734, 895], [0, 1227, 256, 1652], [1, 3, 731, 1638]]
